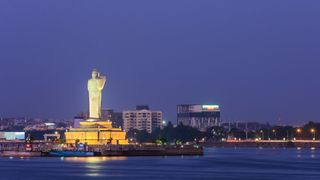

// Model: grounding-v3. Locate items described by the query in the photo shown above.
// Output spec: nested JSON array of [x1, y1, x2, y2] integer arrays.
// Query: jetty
[[96, 145, 203, 156], [0, 141, 203, 157]]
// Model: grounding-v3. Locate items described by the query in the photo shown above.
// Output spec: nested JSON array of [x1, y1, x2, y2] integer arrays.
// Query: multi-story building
[[177, 104, 221, 131], [123, 105, 163, 133]]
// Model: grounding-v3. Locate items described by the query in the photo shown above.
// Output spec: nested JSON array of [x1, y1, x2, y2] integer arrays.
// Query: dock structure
[[0, 140, 203, 157], [96, 145, 203, 156]]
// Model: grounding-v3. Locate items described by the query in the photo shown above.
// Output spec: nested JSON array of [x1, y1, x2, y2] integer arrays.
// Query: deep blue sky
[[1, 1, 320, 124]]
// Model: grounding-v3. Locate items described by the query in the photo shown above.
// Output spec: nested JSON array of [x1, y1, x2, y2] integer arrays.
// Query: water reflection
[[64, 156, 127, 163], [2, 148, 320, 179], [63, 157, 128, 177], [86, 173, 101, 177]]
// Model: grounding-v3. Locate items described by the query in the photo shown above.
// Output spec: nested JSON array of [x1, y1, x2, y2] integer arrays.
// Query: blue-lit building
[[0, 132, 25, 140], [177, 104, 221, 131]]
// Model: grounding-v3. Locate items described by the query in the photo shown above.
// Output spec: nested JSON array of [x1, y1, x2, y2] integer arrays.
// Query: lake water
[[0, 148, 320, 180]]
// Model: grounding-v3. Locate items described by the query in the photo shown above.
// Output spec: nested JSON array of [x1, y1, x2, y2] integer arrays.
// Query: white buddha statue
[[87, 69, 106, 119]]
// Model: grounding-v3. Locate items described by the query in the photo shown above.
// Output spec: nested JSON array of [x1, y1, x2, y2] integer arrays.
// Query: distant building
[[24, 122, 57, 131], [221, 122, 271, 132], [0, 132, 25, 140], [73, 116, 85, 128], [44, 123, 56, 130], [177, 104, 221, 131], [136, 105, 150, 110], [75, 111, 88, 119], [123, 105, 163, 133], [101, 109, 123, 128]]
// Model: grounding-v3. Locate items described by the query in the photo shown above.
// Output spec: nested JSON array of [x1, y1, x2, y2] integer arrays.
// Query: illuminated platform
[[65, 120, 128, 145]]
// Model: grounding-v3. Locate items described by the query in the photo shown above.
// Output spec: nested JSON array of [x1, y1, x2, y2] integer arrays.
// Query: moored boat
[[48, 150, 95, 157], [1, 151, 42, 157]]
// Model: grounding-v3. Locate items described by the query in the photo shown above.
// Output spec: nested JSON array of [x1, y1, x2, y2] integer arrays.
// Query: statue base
[[86, 118, 102, 122], [80, 119, 113, 129], [65, 119, 129, 145]]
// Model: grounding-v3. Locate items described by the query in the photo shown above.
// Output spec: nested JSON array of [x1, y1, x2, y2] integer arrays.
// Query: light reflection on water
[[63, 156, 127, 163], [63, 156, 128, 178], [1, 148, 320, 180]]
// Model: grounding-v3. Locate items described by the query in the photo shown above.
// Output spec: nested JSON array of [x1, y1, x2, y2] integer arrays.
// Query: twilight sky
[[0, 1, 320, 124]]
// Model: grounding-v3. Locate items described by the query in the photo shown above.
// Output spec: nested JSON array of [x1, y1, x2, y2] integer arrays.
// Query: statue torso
[[88, 79, 99, 92], [88, 77, 106, 96]]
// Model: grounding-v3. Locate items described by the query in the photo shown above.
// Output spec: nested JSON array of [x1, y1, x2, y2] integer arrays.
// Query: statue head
[[92, 69, 98, 79]]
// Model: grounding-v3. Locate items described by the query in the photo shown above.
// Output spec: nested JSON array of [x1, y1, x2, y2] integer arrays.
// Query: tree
[[229, 128, 246, 139], [206, 126, 227, 141]]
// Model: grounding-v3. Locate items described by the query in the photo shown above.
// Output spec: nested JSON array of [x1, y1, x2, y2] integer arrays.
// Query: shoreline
[[203, 140, 320, 148], [0, 144, 204, 157]]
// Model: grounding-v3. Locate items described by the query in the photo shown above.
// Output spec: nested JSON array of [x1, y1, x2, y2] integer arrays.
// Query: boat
[[1, 151, 42, 157], [48, 150, 95, 157]]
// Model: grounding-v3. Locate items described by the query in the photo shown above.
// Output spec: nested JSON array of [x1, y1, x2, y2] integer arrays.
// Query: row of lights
[[259, 128, 317, 140], [269, 128, 315, 134]]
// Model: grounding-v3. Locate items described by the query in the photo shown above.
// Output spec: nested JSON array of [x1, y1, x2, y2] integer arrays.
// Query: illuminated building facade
[[0, 132, 25, 140], [65, 69, 128, 145], [123, 105, 163, 133], [177, 104, 221, 131], [65, 121, 128, 145]]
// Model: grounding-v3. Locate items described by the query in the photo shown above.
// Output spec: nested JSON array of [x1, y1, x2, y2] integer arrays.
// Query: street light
[[260, 130, 264, 140], [310, 128, 316, 140], [272, 129, 277, 140], [295, 128, 302, 140]]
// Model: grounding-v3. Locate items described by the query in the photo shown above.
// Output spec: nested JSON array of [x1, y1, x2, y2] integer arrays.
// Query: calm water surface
[[0, 148, 320, 180]]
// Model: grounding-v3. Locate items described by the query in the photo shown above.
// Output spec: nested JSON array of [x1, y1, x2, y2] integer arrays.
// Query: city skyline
[[1, 1, 320, 124], [1, 2, 320, 180]]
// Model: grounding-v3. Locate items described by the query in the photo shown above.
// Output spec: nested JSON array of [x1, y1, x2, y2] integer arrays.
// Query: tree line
[[126, 121, 320, 144]]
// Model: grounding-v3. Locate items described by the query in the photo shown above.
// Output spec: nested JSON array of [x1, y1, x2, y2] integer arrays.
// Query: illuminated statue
[[65, 69, 128, 145], [88, 69, 106, 119]]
